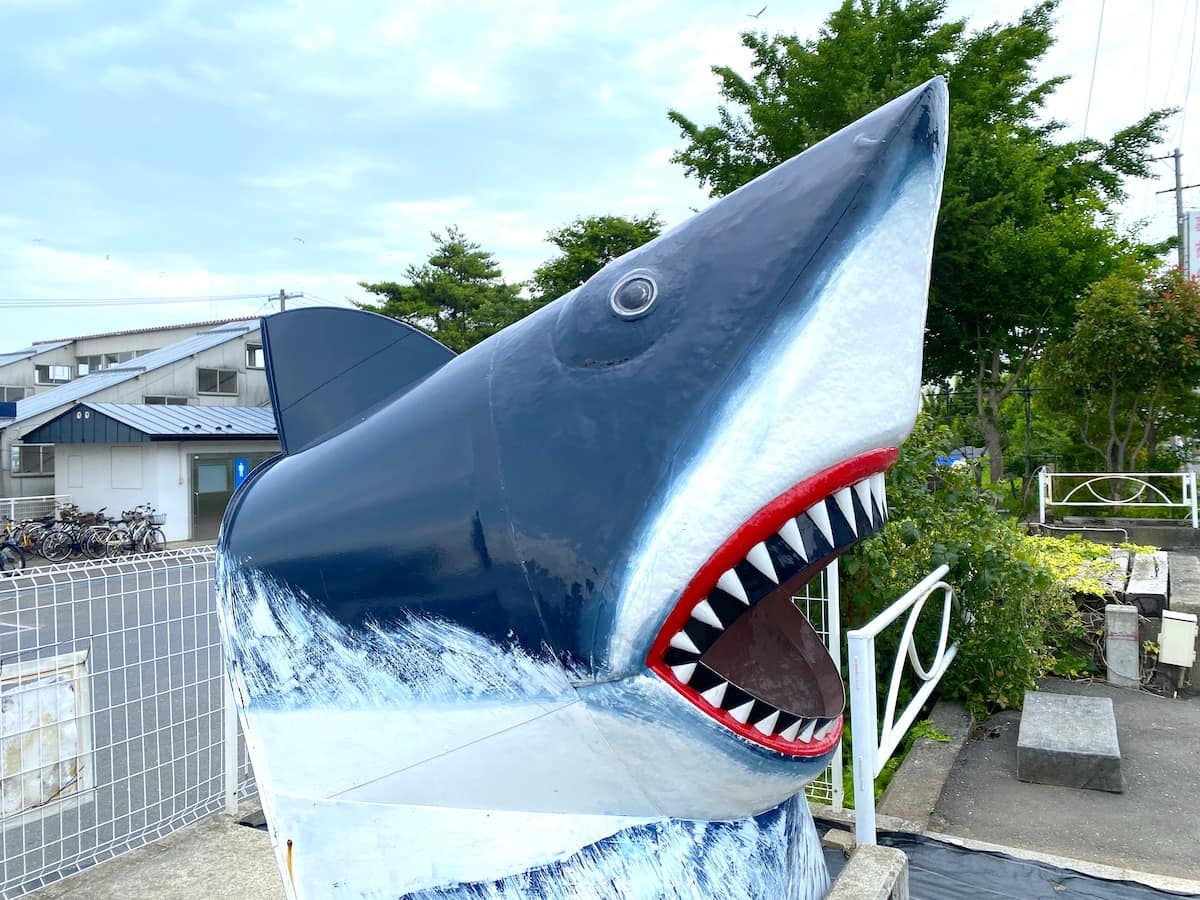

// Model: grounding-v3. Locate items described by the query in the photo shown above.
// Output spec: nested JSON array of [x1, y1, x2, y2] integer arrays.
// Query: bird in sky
[[748, 5, 766, 17], [293, 237, 305, 244]]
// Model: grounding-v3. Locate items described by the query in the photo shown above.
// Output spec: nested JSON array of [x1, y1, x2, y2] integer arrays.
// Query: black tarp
[[822, 830, 1200, 899]]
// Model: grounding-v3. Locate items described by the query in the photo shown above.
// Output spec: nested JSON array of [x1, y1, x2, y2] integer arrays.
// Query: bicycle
[[0, 539, 25, 575]]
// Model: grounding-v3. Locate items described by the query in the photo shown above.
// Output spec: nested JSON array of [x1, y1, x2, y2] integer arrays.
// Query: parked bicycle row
[[1, 503, 168, 571]]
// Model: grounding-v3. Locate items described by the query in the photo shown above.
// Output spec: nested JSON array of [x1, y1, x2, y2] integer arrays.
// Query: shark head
[[218, 78, 947, 847]]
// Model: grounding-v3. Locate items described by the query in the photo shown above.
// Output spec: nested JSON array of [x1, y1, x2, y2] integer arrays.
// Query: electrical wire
[[0, 293, 280, 309], [1166, 0, 1191, 97], [1143, 0, 1156, 115], [1081, 0, 1107, 138], [1178, 0, 1199, 144]]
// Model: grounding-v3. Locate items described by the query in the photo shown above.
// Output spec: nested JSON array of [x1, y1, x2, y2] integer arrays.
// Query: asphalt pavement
[[0, 552, 246, 897]]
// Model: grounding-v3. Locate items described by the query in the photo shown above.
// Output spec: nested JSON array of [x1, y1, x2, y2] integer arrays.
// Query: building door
[[190, 453, 274, 540]]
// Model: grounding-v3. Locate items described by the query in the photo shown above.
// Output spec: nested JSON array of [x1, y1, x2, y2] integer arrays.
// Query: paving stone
[[1017, 691, 1123, 793]]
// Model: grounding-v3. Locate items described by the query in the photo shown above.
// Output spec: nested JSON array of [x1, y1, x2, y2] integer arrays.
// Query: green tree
[[1041, 268, 1200, 473], [358, 227, 529, 352], [667, 0, 1173, 483], [530, 214, 664, 303]]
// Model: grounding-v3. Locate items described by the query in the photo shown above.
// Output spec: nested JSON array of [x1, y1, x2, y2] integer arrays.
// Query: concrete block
[[1104, 604, 1141, 689], [1103, 549, 1130, 600], [1127, 551, 1168, 617], [822, 828, 856, 855], [1017, 691, 1123, 792], [825, 844, 909, 900]]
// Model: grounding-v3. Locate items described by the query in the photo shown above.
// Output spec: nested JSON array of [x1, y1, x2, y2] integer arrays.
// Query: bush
[[841, 415, 1087, 718]]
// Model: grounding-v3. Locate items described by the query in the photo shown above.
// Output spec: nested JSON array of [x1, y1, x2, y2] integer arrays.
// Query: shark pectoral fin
[[261, 307, 456, 454]]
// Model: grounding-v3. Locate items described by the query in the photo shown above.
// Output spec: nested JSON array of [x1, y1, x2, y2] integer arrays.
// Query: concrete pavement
[[933, 676, 1200, 881], [29, 807, 282, 900]]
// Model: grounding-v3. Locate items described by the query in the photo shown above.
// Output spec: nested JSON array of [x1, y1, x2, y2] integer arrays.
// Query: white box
[[1160, 610, 1198, 668]]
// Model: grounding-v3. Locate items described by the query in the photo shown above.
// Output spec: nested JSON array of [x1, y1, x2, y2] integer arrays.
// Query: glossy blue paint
[[216, 78, 949, 898], [220, 77, 948, 677]]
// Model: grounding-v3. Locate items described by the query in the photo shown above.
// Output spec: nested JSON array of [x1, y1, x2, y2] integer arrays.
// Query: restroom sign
[[234, 457, 250, 489]]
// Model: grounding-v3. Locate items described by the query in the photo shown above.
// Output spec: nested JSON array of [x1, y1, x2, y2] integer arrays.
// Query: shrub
[[841, 415, 1087, 718]]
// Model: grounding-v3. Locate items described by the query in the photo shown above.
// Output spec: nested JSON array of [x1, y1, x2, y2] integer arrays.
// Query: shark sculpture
[[217, 77, 948, 899]]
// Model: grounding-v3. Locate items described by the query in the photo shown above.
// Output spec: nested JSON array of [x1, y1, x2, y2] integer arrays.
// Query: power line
[[1082, 0, 1106, 138], [1167, 0, 1191, 97], [1143, 0, 1156, 115], [1179, 0, 1200, 144], [0, 293, 282, 310]]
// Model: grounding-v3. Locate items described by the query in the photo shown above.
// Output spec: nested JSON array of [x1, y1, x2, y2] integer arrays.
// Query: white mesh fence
[[796, 558, 844, 809], [0, 547, 256, 898], [0, 497, 69, 526]]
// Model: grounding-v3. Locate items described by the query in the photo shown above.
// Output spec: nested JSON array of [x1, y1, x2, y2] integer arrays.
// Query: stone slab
[[1017, 691, 1123, 792], [1126, 551, 1168, 617]]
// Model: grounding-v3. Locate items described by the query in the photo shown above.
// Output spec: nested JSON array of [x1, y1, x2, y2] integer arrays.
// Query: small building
[[21, 403, 279, 542], [1, 321, 268, 501]]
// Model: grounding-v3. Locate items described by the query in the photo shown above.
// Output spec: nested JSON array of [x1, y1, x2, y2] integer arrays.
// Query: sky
[[1, 0, 1197, 349]]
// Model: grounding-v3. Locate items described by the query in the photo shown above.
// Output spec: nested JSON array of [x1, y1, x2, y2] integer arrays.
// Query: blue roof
[[22, 402, 276, 443], [4, 322, 258, 428]]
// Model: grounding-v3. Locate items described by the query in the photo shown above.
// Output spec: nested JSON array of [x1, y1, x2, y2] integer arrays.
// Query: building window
[[10, 444, 54, 477], [144, 396, 188, 405], [197, 368, 237, 396], [0, 386, 25, 402], [246, 344, 264, 369], [77, 350, 152, 376], [35, 365, 72, 385]]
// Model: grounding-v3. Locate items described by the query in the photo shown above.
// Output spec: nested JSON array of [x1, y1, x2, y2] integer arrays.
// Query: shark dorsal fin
[[261, 308, 455, 455]]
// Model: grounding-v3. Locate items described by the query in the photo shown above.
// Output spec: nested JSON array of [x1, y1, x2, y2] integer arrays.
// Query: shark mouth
[[646, 448, 896, 757]]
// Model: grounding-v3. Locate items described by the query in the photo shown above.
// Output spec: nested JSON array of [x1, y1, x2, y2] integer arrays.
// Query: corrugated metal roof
[[0, 339, 73, 368], [4, 322, 259, 427], [84, 402, 276, 437], [20, 402, 277, 443], [35, 315, 258, 344]]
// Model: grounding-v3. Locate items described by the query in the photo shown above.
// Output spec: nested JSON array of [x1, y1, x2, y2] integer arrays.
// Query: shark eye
[[609, 272, 658, 319]]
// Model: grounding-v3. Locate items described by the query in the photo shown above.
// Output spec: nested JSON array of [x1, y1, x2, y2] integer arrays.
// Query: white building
[[0, 320, 280, 541], [21, 403, 278, 542]]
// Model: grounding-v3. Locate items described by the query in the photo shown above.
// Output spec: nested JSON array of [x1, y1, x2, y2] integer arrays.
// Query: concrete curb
[[876, 698, 971, 826]]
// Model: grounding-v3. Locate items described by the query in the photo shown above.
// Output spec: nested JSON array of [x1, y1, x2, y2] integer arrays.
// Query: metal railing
[[1038, 468, 1199, 528], [847, 564, 957, 846], [0, 496, 69, 525], [797, 558, 843, 810], [0, 546, 256, 897]]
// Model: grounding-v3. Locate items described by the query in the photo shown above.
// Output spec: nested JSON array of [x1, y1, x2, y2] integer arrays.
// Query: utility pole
[[1154, 149, 1200, 273], [276, 289, 302, 312]]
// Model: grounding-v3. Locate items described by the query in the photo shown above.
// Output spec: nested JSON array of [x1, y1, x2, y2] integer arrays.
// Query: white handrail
[[847, 563, 957, 846], [1038, 469, 1199, 527], [0, 493, 70, 523]]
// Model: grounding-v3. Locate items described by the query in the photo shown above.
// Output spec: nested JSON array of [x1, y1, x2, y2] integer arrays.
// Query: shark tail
[[260, 307, 455, 455]]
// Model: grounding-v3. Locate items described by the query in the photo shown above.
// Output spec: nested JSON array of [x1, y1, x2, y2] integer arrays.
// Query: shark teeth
[[656, 472, 886, 751], [660, 474, 888, 664], [667, 660, 840, 749]]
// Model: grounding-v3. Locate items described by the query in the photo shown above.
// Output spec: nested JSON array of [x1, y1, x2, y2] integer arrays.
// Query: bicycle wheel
[[140, 528, 166, 554], [1, 543, 26, 574], [40, 531, 72, 563], [83, 528, 110, 560]]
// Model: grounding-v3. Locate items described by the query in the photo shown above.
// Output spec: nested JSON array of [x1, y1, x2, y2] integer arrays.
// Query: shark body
[[217, 78, 948, 898]]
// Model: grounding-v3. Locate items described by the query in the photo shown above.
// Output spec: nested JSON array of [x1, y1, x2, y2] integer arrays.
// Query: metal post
[[826, 558, 844, 810], [1038, 468, 1046, 525], [1190, 472, 1198, 529], [1175, 148, 1185, 271], [848, 631, 879, 846], [223, 673, 239, 816]]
